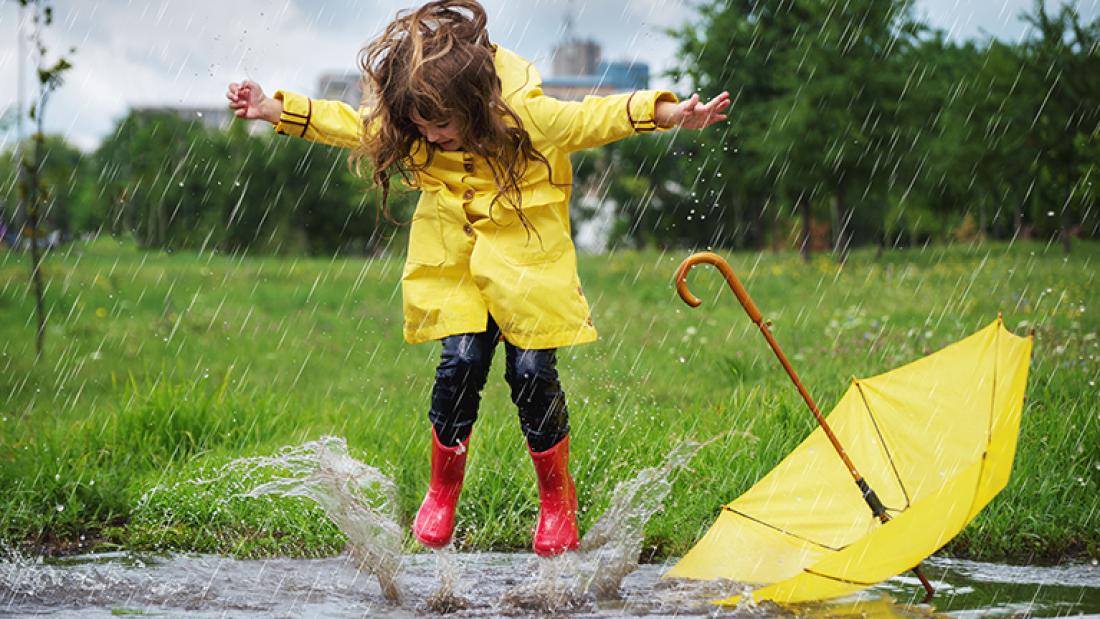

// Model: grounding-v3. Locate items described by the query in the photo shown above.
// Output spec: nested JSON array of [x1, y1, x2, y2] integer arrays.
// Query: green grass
[[1, 237, 1097, 563]]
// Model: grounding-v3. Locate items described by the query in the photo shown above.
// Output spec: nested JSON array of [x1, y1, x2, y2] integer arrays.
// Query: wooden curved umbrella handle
[[674, 250, 862, 479], [674, 252, 764, 324]]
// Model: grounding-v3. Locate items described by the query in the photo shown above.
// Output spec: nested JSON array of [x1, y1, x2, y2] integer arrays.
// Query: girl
[[226, 0, 729, 557]]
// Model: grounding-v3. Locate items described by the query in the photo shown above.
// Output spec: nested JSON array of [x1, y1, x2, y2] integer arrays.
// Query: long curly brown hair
[[351, 0, 551, 230]]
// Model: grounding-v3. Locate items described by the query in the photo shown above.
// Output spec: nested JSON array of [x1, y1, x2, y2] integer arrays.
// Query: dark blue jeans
[[429, 315, 569, 453]]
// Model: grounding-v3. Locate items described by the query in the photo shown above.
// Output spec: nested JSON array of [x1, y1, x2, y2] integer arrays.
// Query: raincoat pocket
[[491, 201, 570, 267], [406, 195, 446, 267]]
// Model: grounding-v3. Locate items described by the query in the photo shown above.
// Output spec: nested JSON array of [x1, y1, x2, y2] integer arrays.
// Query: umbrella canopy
[[665, 317, 1033, 604], [663, 252, 1033, 606]]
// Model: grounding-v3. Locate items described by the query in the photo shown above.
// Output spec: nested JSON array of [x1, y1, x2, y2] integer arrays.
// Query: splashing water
[[132, 433, 742, 613], [216, 436, 404, 603], [576, 439, 709, 598], [500, 553, 587, 612], [421, 547, 472, 613], [501, 436, 747, 612]]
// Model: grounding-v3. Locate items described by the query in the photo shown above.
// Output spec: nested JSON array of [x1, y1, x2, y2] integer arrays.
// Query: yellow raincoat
[[273, 45, 677, 349]]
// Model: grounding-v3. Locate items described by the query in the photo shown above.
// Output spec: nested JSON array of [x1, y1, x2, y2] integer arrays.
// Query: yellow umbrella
[[664, 253, 1033, 606]]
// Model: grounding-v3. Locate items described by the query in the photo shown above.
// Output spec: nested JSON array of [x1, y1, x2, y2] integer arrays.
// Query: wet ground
[[2, 551, 1098, 617]]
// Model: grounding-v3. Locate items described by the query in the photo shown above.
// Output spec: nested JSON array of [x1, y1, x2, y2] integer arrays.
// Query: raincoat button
[[463, 224, 474, 236], [463, 189, 474, 200]]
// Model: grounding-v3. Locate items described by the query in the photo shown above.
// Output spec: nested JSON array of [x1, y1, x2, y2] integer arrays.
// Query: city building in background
[[552, 37, 600, 77], [542, 54, 650, 100], [542, 9, 650, 101], [318, 72, 361, 108]]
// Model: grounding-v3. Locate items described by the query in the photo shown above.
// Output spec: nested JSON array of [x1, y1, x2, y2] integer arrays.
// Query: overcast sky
[[0, 0, 1097, 151]]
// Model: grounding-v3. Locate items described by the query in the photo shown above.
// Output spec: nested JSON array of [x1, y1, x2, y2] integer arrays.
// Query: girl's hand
[[656, 91, 730, 130], [226, 80, 282, 124]]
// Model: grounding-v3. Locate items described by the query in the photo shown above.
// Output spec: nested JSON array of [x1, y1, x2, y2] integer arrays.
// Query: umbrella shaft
[[756, 322, 890, 521], [754, 322, 863, 483]]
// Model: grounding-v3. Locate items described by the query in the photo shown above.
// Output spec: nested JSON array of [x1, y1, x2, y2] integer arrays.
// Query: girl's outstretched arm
[[225, 80, 366, 149], [498, 48, 728, 152]]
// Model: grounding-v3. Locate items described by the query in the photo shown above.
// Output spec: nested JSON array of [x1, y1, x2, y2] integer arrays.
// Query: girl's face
[[410, 111, 463, 151]]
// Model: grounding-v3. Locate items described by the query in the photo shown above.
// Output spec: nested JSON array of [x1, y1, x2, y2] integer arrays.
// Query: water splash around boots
[[197, 437, 405, 603], [500, 439, 729, 611], [2, 435, 754, 616], [208, 434, 729, 613]]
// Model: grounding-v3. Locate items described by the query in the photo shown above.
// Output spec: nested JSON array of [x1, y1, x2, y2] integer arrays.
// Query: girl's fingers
[[704, 95, 729, 111], [681, 93, 699, 114]]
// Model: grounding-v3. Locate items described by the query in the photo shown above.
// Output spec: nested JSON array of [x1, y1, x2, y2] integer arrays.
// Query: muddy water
[[3, 551, 1098, 617], [3, 437, 1098, 616]]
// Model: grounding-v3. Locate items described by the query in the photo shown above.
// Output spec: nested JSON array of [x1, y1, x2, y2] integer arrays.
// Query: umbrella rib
[[723, 507, 845, 552], [987, 324, 999, 444], [802, 568, 879, 587], [967, 322, 1001, 519], [855, 381, 912, 510]]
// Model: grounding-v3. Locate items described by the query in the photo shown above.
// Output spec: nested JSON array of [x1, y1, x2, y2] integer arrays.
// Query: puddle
[[3, 551, 1098, 617], [4, 436, 1097, 616]]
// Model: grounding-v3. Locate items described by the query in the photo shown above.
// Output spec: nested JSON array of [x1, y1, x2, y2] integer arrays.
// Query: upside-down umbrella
[[664, 253, 1033, 606]]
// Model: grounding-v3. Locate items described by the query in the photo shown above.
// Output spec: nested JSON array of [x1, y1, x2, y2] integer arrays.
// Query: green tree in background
[[665, 0, 923, 260], [1017, 0, 1099, 252], [635, 0, 1098, 256], [92, 113, 410, 256]]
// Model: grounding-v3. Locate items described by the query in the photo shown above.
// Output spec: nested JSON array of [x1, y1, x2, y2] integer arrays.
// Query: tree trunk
[[158, 198, 167, 248], [798, 191, 811, 262], [1060, 213, 1072, 255], [25, 132, 47, 361], [834, 180, 852, 264]]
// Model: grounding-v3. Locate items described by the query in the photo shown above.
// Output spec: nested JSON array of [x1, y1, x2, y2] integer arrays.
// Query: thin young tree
[[16, 0, 74, 360]]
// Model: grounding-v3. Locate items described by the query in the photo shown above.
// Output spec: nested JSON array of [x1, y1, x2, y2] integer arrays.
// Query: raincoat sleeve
[[520, 89, 679, 152], [271, 89, 366, 149], [500, 53, 678, 152]]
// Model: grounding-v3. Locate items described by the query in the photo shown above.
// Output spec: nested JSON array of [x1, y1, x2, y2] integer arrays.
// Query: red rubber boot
[[413, 428, 469, 548], [529, 435, 579, 556]]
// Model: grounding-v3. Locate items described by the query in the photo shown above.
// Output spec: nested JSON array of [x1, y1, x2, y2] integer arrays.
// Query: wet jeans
[[428, 315, 569, 453]]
